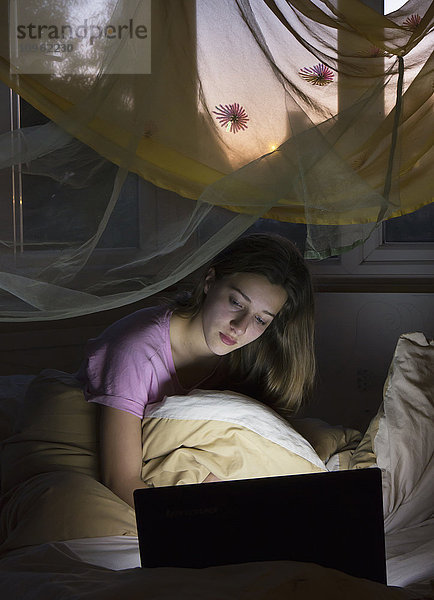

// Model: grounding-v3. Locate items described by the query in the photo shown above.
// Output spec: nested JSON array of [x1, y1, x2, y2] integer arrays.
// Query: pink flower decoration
[[299, 63, 334, 86], [213, 103, 249, 134], [402, 14, 421, 31]]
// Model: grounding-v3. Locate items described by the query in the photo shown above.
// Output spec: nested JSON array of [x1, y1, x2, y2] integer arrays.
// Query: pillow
[[0, 471, 137, 553], [0, 382, 326, 548], [349, 406, 388, 469], [140, 390, 327, 487], [2, 374, 326, 493], [349, 332, 434, 533], [348, 405, 384, 470], [1, 369, 100, 494], [290, 418, 362, 464], [0, 371, 138, 551]]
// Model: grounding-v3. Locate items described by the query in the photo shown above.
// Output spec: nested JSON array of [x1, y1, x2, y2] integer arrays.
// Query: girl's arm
[[99, 405, 149, 508]]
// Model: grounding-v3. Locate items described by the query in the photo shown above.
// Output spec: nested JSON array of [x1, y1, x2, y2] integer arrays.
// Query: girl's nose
[[230, 313, 248, 335]]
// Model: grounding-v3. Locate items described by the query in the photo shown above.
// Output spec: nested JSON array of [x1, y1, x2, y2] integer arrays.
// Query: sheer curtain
[[0, 0, 432, 320]]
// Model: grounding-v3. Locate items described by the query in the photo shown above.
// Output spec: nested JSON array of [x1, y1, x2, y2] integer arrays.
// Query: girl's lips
[[219, 332, 237, 346]]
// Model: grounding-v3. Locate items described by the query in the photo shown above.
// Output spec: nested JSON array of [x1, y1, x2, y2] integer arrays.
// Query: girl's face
[[200, 270, 288, 356]]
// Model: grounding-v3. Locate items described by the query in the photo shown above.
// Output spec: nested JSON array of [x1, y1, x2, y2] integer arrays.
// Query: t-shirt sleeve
[[86, 393, 144, 418], [78, 324, 155, 419]]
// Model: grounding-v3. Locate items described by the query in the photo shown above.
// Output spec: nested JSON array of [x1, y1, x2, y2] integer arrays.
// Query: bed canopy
[[0, 0, 432, 321]]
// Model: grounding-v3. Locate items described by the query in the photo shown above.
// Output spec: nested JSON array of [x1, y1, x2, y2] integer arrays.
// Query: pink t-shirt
[[77, 306, 223, 418]]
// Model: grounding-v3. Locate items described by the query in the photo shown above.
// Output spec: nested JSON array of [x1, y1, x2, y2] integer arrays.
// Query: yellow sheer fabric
[[0, 0, 432, 319]]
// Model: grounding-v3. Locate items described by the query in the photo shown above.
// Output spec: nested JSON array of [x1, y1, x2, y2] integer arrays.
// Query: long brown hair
[[173, 233, 315, 415]]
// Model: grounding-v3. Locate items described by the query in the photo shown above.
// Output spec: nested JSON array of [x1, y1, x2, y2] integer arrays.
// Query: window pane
[[2, 86, 141, 250], [20, 169, 140, 249], [383, 203, 434, 243], [245, 219, 307, 254], [98, 173, 140, 248]]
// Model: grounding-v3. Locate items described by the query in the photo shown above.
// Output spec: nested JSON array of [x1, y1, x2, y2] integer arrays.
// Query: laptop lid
[[134, 468, 386, 584]]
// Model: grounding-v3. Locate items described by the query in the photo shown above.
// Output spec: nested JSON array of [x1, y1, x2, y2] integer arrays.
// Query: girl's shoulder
[[104, 304, 171, 339], [86, 304, 172, 361], [119, 304, 171, 330]]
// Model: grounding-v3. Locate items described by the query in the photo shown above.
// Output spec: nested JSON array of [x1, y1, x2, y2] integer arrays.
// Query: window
[[384, 203, 433, 243], [0, 80, 206, 284], [250, 208, 434, 289], [305, 204, 434, 290], [1, 83, 141, 254]]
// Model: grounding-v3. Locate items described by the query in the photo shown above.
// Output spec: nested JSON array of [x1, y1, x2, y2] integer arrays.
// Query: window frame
[[308, 215, 434, 292]]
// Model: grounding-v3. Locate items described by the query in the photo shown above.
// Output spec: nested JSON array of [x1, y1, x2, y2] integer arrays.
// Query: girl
[[77, 233, 315, 507]]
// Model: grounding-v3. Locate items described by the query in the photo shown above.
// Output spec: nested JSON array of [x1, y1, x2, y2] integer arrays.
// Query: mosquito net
[[0, 0, 432, 320]]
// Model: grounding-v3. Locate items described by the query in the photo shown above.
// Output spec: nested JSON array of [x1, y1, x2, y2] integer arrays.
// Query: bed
[[0, 332, 432, 600]]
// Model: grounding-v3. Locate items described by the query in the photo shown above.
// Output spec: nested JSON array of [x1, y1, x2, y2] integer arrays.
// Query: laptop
[[134, 468, 386, 584]]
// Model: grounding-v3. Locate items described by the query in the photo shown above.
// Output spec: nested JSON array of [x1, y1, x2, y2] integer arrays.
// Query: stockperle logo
[[9, 0, 151, 75]]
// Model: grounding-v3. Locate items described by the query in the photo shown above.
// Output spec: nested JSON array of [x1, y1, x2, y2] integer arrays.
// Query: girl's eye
[[255, 316, 267, 326], [230, 297, 243, 308]]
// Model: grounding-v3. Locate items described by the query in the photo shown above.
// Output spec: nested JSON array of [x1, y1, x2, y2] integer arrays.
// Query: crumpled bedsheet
[[0, 542, 421, 600]]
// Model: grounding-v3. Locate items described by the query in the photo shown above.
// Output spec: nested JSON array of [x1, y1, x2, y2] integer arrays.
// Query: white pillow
[[351, 332, 434, 533], [141, 390, 327, 486]]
